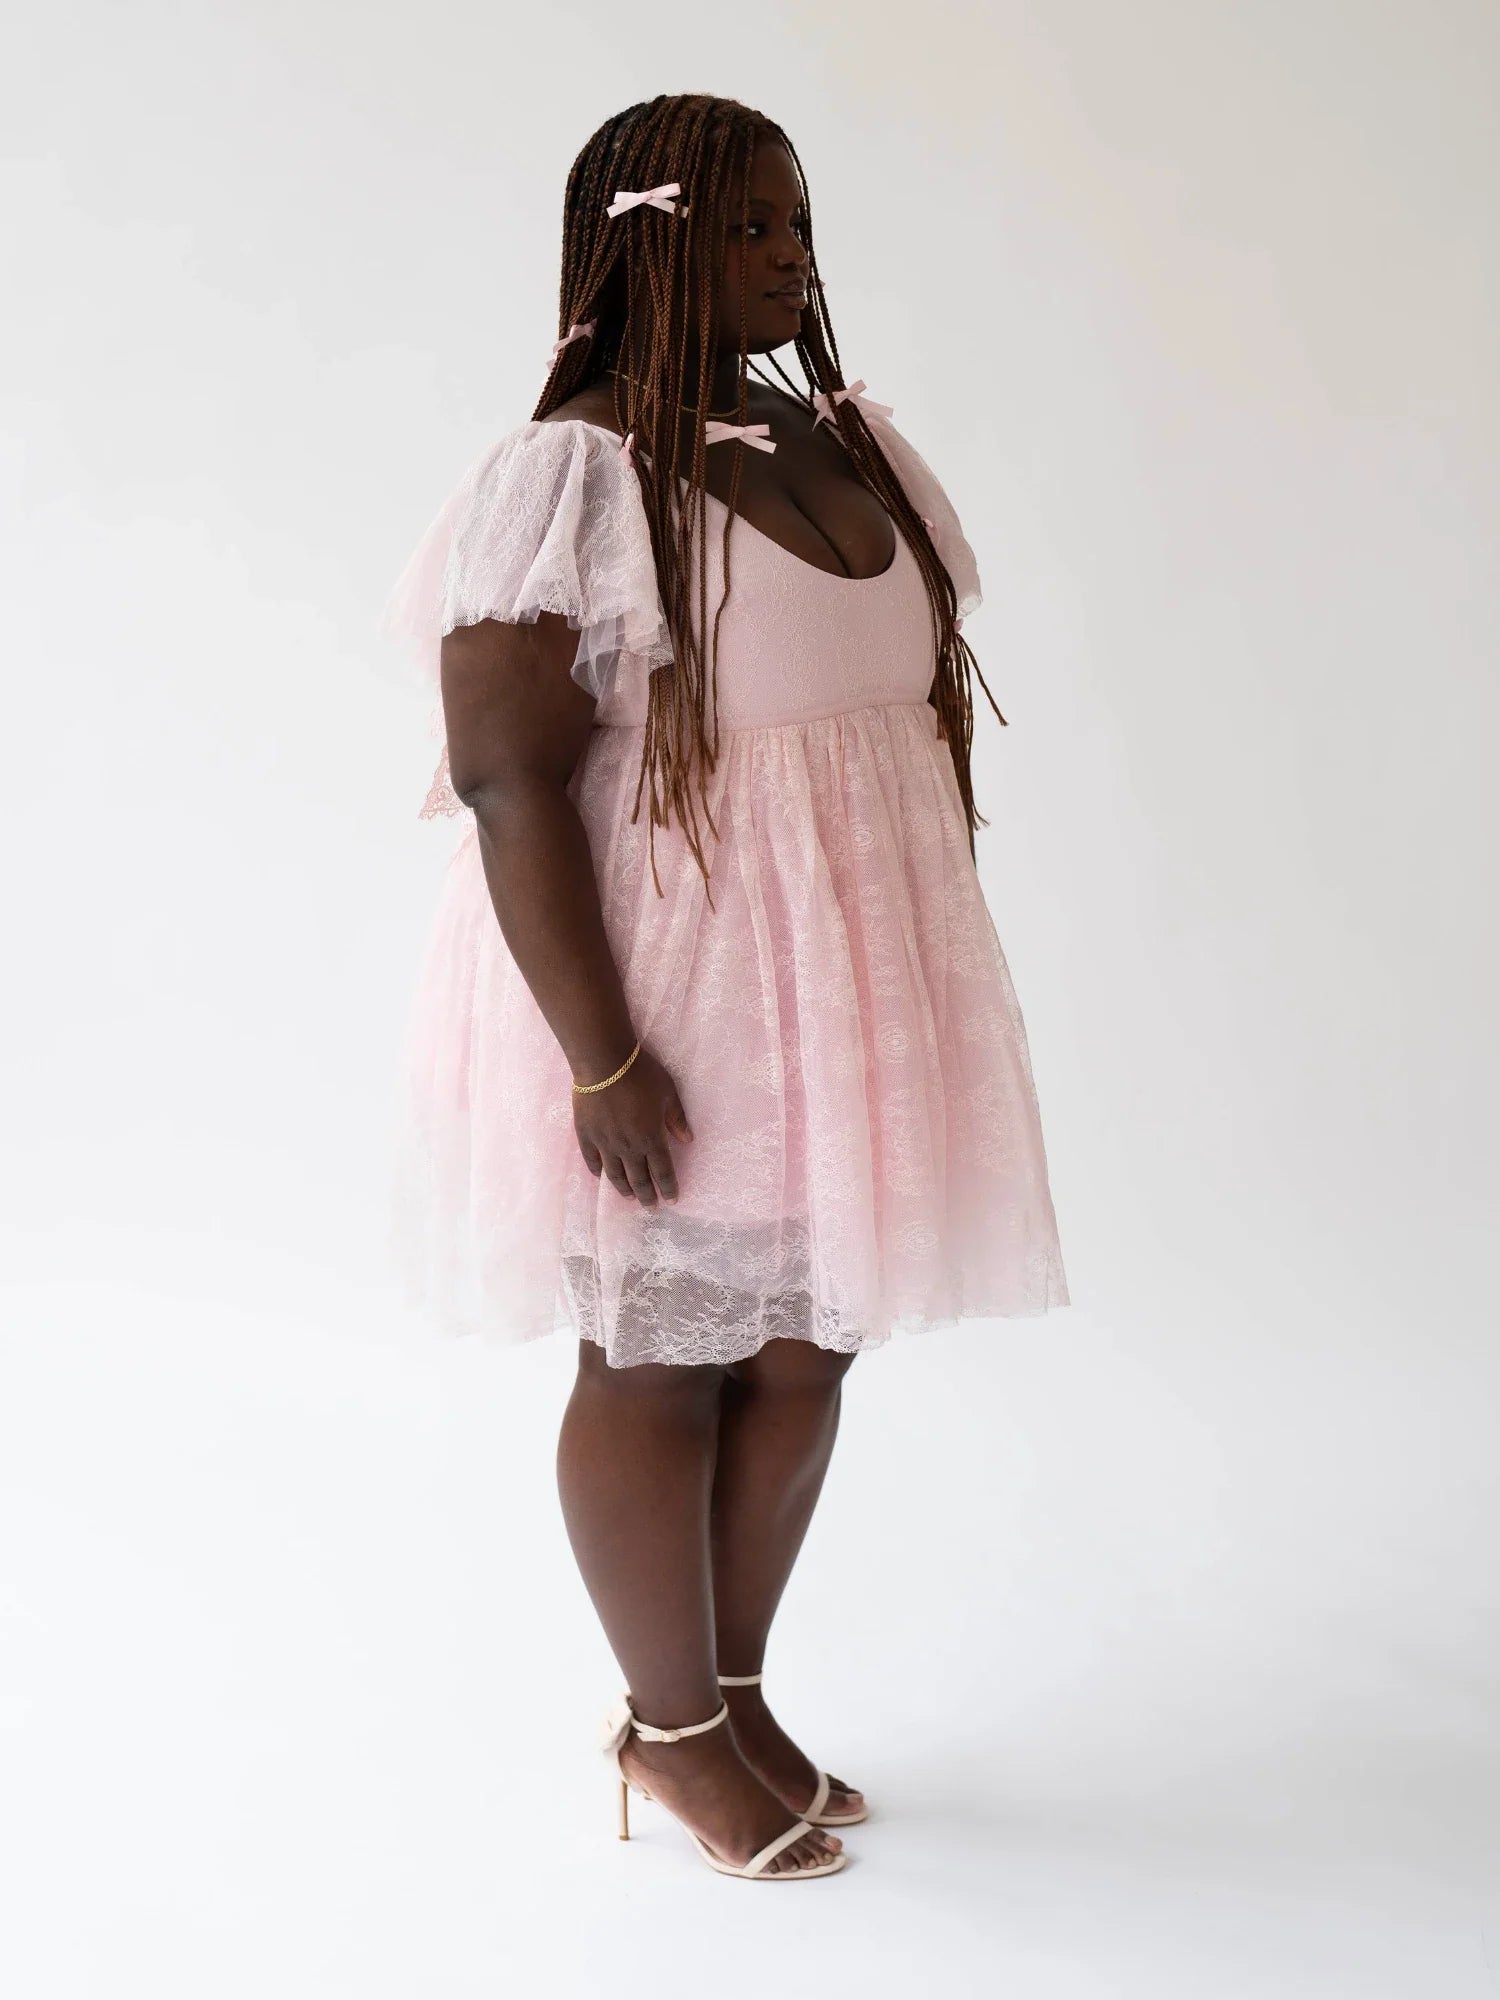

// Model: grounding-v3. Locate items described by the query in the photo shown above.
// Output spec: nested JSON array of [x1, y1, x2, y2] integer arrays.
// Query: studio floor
[[3, 1272, 1496, 2000]]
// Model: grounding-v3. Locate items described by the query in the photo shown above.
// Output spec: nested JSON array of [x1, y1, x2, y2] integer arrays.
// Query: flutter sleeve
[[859, 407, 982, 624], [380, 420, 671, 817]]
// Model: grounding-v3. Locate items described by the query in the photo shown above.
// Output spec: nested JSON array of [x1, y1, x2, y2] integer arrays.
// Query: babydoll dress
[[383, 410, 1069, 1367]]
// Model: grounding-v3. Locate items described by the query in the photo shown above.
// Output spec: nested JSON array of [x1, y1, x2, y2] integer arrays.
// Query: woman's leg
[[556, 1339, 842, 1873], [709, 1337, 864, 1817]]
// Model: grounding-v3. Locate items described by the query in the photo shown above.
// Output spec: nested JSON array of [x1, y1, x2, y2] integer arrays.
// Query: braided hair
[[534, 92, 1005, 895]]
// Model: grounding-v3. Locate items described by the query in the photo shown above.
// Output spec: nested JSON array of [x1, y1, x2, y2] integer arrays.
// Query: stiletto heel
[[600, 1693, 846, 1880], [717, 1671, 869, 1827]]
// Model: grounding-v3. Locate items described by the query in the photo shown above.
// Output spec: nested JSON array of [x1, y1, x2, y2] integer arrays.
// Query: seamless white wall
[[3, 5, 1497, 1995]]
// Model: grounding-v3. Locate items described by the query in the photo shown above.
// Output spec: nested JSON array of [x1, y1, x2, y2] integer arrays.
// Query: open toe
[[718, 1672, 872, 1828], [816, 1776, 867, 1824], [606, 1693, 848, 1881]]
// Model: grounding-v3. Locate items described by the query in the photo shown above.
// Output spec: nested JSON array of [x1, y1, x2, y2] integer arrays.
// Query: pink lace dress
[[383, 413, 1069, 1366]]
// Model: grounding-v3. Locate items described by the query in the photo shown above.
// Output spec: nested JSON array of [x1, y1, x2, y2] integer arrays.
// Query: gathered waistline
[[592, 697, 938, 737]]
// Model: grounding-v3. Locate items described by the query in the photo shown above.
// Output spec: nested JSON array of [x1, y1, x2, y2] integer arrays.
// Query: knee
[[730, 1338, 856, 1401]]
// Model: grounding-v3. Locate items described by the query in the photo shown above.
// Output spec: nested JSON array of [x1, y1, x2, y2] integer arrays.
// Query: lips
[[768, 286, 807, 302]]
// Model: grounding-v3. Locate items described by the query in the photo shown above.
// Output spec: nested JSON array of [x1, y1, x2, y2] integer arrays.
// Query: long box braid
[[534, 93, 1005, 897]]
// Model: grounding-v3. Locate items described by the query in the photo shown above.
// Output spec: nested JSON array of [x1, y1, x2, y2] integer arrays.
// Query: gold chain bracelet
[[572, 1039, 642, 1095]]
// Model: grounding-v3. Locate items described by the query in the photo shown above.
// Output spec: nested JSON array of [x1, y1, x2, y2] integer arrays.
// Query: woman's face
[[712, 139, 811, 355]]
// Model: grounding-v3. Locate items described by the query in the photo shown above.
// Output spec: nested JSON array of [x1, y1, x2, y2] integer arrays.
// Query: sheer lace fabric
[[386, 415, 1068, 1364], [380, 422, 673, 818]]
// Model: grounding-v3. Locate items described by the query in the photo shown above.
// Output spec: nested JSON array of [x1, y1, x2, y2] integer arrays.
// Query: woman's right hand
[[572, 1046, 694, 1206]]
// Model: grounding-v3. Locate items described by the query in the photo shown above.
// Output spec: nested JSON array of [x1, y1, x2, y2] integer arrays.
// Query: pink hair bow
[[606, 182, 683, 218], [704, 420, 776, 453], [811, 379, 894, 428], [548, 320, 595, 364]]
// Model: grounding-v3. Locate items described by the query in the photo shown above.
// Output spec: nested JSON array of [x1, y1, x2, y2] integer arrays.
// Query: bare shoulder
[[540, 382, 624, 439]]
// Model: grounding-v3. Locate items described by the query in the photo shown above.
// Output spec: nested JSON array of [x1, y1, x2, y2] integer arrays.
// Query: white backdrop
[[3, 3, 1498, 1995]]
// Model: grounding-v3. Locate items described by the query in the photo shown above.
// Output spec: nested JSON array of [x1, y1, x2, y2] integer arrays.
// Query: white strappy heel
[[601, 1693, 847, 1880], [718, 1672, 870, 1827]]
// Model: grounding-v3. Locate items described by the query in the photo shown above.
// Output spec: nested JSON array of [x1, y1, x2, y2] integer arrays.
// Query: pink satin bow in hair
[[548, 320, 595, 364], [606, 182, 683, 218], [810, 379, 894, 428], [704, 420, 777, 453]]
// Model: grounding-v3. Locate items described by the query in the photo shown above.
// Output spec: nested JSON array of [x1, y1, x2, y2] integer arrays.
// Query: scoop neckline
[[697, 487, 901, 585], [542, 417, 902, 587]]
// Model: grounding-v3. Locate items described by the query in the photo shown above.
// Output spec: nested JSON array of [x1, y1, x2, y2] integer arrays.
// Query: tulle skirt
[[390, 701, 1069, 1366]]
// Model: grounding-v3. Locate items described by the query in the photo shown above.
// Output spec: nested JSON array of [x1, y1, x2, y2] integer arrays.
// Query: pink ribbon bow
[[810, 379, 894, 428], [703, 420, 777, 453], [606, 182, 683, 218], [547, 320, 595, 364]]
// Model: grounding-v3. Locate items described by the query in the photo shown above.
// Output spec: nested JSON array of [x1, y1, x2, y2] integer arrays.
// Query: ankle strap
[[630, 1698, 729, 1744], [717, 1672, 763, 1687]]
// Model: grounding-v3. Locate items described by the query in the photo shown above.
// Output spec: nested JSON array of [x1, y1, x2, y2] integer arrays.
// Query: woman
[[384, 93, 1069, 1881]]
